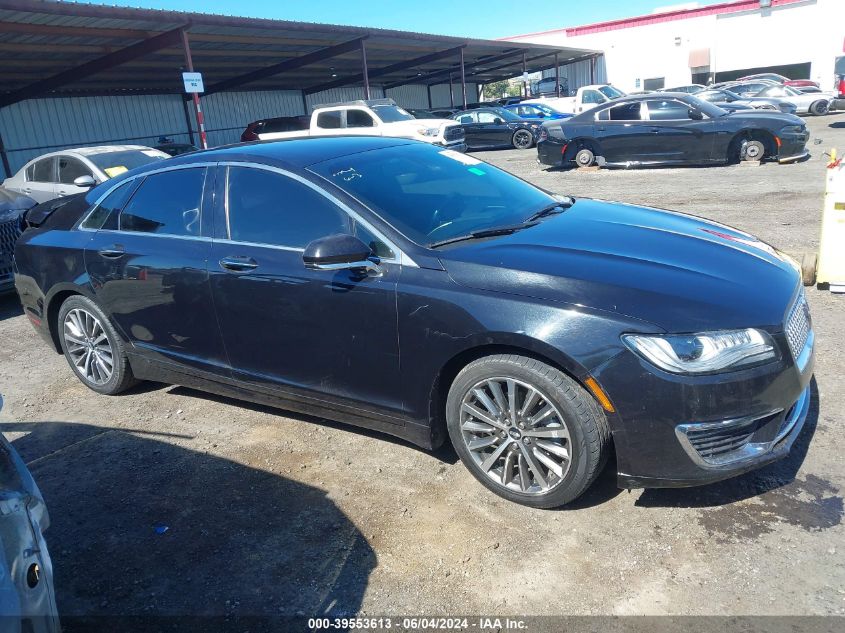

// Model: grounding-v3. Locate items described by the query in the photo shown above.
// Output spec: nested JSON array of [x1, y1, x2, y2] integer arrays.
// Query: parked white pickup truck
[[525, 84, 626, 115], [258, 98, 467, 151]]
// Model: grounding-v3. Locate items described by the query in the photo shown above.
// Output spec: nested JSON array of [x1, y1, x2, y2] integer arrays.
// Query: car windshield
[[308, 143, 555, 246], [598, 85, 625, 99], [87, 149, 169, 177], [371, 105, 415, 122]]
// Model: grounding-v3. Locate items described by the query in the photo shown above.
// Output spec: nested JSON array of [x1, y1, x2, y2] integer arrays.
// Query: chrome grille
[[444, 126, 465, 142], [0, 217, 22, 282], [785, 291, 811, 359]]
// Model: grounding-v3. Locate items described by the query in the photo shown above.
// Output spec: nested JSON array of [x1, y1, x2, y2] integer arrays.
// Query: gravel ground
[[1, 114, 844, 625]]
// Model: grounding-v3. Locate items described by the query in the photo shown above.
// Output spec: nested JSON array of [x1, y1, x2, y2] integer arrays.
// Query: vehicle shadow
[[167, 385, 460, 465], [1, 419, 376, 632], [0, 292, 22, 321], [635, 377, 821, 509]]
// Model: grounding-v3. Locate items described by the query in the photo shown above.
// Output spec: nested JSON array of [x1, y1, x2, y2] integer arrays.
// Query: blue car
[[505, 102, 572, 121]]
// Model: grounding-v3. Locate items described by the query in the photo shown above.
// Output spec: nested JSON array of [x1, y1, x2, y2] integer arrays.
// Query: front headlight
[[780, 124, 806, 135], [622, 328, 778, 374], [417, 127, 440, 137]]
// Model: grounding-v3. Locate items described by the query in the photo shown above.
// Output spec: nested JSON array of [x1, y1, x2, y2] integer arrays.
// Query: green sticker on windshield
[[468, 167, 486, 176]]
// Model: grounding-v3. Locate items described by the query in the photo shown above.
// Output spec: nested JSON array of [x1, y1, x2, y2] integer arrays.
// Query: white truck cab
[[526, 84, 626, 115], [259, 98, 467, 151]]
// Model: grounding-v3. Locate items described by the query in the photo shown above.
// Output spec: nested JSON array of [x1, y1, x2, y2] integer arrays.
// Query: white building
[[503, 0, 845, 93]]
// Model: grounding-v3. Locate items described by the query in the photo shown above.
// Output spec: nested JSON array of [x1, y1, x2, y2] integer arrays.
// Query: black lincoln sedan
[[451, 107, 543, 150], [14, 137, 814, 508], [537, 93, 810, 169]]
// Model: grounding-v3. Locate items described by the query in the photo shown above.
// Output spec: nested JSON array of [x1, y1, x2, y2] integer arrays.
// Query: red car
[[738, 73, 819, 89]]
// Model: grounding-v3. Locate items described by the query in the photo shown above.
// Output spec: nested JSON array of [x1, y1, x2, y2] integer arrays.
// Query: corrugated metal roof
[[0, 0, 598, 100]]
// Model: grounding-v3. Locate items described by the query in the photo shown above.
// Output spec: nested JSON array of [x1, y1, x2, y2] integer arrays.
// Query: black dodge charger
[[537, 93, 810, 169], [14, 137, 814, 508]]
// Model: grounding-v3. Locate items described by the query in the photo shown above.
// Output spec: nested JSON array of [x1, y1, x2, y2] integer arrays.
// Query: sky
[[100, 0, 730, 39]]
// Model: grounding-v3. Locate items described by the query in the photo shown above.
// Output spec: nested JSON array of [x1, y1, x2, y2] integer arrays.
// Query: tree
[[483, 80, 521, 100]]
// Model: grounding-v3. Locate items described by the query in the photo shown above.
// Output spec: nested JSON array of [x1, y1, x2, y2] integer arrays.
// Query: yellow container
[[817, 152, 845, 292]]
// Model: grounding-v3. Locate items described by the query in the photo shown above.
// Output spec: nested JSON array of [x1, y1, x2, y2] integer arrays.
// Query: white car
[[754, 84, 833, 115], [3, 145, 170, 203]]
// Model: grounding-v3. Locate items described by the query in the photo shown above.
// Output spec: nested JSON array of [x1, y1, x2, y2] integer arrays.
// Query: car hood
[[437, 198, 800, 333], [721, 110, 804, 125]]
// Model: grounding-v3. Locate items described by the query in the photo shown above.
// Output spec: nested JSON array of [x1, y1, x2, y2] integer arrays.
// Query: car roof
[[144, 136, 416, 171]]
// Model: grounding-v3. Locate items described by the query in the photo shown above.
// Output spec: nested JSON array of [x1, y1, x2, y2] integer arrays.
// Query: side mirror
[[73, 174, 96, 188], [688, 109, 704, 120], [303, 234, 382, 276], [493, 117, 504, 124]]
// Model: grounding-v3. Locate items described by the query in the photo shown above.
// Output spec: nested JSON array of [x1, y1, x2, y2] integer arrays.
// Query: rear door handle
[[219, 256, 258, 272], [98, 245, 125, 259], [650, 127, 661, 133]]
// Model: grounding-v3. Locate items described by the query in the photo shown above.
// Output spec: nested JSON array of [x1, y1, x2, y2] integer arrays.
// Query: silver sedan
[[694, 88, 798, 115]]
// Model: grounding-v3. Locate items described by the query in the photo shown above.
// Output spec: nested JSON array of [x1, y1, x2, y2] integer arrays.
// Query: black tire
[[57, 295, 138, 395], [575, 147, 595, 168], [742, 139, 765, 162], [512, 129, 534, 150], [446, 354, 610, 509], [809, 100, 829, 116]]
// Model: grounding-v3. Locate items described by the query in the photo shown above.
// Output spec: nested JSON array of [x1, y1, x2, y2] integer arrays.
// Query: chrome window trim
[[76, 228, 212, 243], [218, 161, 416, 267]]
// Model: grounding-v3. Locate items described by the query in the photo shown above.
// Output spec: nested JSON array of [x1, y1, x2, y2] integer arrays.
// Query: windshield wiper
[[429, 221, 539, 249], [525, 197, 575, 222]]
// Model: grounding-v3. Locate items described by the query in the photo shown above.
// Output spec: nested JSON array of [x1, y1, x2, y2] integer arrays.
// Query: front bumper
[[595, 312, 815, 489], [777, 132, 810, 164]]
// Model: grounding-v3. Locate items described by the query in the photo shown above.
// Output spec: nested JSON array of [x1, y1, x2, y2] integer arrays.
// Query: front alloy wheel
[[446, 355, 610, 508], [459, 377, 572, 494]]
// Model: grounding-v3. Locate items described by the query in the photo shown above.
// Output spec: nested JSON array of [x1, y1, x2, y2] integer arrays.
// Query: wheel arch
[[727, 128, 778, 161], [563, 137, 602, 161], [426, 337, 600, 451], [44, 284, 97, 354]]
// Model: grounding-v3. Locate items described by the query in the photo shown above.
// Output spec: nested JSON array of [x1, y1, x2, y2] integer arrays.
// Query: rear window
[[316, 111, 342, 129], [30, 157, 55, 182], [261, 117, 309, 134], [119, 168, 205, 236]]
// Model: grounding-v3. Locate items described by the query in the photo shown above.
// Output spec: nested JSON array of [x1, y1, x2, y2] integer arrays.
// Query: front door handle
[[219, 256, 258, 273], [98, 245, 125, 259], [650, 127, 661, 133]]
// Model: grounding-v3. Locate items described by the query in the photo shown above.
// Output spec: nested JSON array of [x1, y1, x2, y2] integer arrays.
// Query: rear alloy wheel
[[512, 129, 534, 150], [58, 295, 138, 395], [446, 354, 610, 508], [575, 147, 595, 168], [809, 100, 830, 116], [742, 139, 765, 162]]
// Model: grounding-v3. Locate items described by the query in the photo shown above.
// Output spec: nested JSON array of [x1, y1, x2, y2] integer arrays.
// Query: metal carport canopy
[[0, 0, 598, 103]]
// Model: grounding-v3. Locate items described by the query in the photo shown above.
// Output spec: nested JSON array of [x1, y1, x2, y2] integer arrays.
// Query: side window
[[316, 111, 342, 129], [346, 109, 375, 128], [646, 99, 692, 121], [226, 167, 350, 248], [354, 221, 395, 260], [81, 180, 135, 230], [31, 158, 55, 183], [58, 156, 93, 184], [457, 112, 476, 124], [120, 168, 205, 236], [477, 111, 498, 123], [608, 102, 643, 121], [595, 108, 610, 121], [582, 90, 605, 105]]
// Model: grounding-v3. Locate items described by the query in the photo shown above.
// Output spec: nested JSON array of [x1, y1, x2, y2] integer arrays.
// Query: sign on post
[[182, 72, 204, 93]]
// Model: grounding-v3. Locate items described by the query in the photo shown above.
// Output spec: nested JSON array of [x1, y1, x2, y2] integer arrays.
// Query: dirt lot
[[1, 114, 844, 626]]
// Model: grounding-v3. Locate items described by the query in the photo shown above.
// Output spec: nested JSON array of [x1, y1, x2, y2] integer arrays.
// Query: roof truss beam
[[383, 48, 525, 89], [304, 44, 465, 95], [0, 25, 188, 108], [203, 36, 368, 95]]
